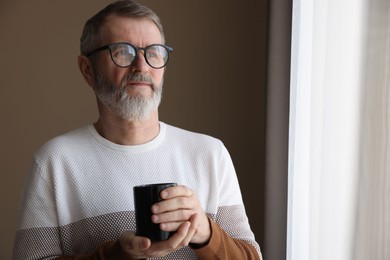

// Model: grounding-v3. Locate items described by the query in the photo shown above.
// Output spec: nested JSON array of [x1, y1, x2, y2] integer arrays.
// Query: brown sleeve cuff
[[191, 219, 261, 260], [55, 240, 132, 260]]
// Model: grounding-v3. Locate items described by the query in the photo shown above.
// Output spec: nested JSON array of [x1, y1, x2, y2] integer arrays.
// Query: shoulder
[[162, 122, 224, 148], [161, 122, 232, 163], [33, 125, 93, 160]]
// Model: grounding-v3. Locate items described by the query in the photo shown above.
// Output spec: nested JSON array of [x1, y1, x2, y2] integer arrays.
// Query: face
[[91, 15, 165, 121]]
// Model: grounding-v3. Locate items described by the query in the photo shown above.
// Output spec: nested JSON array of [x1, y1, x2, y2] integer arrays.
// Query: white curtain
[[353, 1, 390, 259], [287, 0, 390, 260]]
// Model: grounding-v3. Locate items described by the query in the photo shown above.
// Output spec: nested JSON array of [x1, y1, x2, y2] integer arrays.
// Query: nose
[[130, 50, 149, 73]]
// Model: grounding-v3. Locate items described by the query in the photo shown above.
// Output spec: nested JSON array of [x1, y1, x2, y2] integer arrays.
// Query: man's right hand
[[119, 214, 200, 259]]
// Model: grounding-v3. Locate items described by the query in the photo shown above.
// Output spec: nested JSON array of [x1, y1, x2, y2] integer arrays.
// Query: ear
[[78, 55, 95, 88]]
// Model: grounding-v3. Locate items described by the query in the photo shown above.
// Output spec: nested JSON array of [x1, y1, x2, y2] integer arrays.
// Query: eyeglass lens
[[110, 43, 169, 68]]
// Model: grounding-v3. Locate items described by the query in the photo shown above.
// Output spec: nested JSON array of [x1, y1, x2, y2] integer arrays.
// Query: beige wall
[[0, 0, 268, 258]]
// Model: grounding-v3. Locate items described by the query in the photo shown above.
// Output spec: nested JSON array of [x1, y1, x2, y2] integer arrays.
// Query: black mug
[[133, 183, 177, 241]]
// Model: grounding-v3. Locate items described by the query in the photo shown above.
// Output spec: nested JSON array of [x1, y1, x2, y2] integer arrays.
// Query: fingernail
[[152, 205, 159, 213], [161, 190, 168, 198], [152, 215, 159, 223], [139, 239, 148, 249]]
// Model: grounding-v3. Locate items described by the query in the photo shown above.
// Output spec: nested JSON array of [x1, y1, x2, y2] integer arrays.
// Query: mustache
[[124, 73, 153, 84]]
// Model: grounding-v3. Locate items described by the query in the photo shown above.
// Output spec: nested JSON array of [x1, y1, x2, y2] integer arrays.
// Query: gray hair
[[80, 0, 165, 55]]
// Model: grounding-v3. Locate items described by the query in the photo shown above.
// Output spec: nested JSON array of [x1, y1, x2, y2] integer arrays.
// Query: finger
[[119, 231, 152, 258], [181, 213, 199, 245], [152, 196, 196, 214], [152, 209, 193, 224], [160, 185, 193, 199], [131, 236, 151, 250], [166, 221, 192, 249], [159, 221, 182, 232], [148, 221, 191, 253]]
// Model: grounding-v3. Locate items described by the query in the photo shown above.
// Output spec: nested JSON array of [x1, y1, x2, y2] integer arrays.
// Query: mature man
[[13, 1, 262, 259]]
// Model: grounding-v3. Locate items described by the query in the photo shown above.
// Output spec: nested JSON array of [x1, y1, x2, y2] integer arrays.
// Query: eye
[[111, 46, 129, 57], [109, 44, 137, 66], [146, 51, 159, 59], [146, 46, 166, 60]]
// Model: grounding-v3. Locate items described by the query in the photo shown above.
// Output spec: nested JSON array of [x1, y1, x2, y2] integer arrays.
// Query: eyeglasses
[[86, 42, 173, 69]]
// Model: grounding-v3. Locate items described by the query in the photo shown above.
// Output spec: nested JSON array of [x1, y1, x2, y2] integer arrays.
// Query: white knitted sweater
[[13, 122, 260, 259]]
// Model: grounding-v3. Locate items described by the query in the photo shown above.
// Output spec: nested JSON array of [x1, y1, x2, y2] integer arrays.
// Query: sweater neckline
[[87, 122, 166, 153]]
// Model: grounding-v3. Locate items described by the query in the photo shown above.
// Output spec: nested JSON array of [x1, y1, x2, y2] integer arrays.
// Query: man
[[13, 0, 262, 259]]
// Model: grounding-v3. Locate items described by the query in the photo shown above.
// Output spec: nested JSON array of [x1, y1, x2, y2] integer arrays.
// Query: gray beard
[[93, 72, 162, 121]]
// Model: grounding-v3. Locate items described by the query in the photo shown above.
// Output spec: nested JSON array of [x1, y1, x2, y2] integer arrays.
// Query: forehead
[[100, 15, 162, 45]]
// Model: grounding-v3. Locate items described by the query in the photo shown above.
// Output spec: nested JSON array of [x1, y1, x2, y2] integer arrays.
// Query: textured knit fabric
[[13, 122, 262, 259]]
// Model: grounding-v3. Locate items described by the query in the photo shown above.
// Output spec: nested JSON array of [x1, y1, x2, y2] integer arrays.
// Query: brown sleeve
[[192, 219, 261, 260], [54, 221, 261, 260], [55, 240, 132, 260]]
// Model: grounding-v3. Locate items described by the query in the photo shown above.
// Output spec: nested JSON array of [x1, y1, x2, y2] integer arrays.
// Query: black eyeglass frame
[[86, 42, 173, 69]]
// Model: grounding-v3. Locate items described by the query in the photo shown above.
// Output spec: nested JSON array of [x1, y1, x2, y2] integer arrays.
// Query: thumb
[[119, 231, 151, 251], [132, 236, 151, 250]]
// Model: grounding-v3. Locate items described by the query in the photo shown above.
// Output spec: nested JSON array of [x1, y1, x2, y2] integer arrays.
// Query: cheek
[[114, 70, 129, 87], [106, 67, 128, 87], [151, 70, 165, 85], [96, 56, 127, 85]]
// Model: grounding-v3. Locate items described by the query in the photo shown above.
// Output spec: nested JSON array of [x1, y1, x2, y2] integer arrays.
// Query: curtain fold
[[354, 1, 390, 259]]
